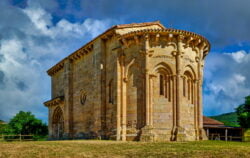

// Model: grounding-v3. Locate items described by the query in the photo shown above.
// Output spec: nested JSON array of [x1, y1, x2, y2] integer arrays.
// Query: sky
[[0, 0, 250, 123]]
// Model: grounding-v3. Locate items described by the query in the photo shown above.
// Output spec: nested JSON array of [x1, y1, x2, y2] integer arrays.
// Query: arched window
[[154, 63, 173, 101], [158, 71, 171, 101], [159, 74, 165, 95], [183, 71, 194, 104]]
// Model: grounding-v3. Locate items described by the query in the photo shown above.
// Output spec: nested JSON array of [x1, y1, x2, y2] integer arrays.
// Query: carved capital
[[134, 35, 139, 45], [178, 34, 185, 42], [144, 34, 149, 40], [149, 74, 157, 78]]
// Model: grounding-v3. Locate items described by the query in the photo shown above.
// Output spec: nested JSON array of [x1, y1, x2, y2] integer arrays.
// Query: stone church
[[44, 21, 210, 141]]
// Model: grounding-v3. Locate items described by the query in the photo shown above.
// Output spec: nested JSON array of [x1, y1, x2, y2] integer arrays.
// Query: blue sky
[[0, 0, 250, 123]]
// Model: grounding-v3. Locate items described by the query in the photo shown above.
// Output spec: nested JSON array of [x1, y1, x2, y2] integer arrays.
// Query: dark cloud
[[0, 0, 117, 122], [75, 0, 250, 48], [0, 54, 4, 63], [0, 70, 5, 85], [16, 81, 28, 91]]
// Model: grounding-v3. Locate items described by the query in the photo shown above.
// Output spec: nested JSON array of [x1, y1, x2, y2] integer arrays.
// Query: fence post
[[19, 134, 21, 141]]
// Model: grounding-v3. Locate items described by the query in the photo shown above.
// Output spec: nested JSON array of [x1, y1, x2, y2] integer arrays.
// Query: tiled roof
[[203, 116, 224, 125], [114, 21, 165, 29]]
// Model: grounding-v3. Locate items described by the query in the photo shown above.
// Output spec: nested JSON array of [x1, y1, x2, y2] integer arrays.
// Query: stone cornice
[[44, 96, 64, 107], [47, 22, 210, 76], [117, 28, 210, 59], [47, 21, 165, 76], [47, 30, 115, 76]]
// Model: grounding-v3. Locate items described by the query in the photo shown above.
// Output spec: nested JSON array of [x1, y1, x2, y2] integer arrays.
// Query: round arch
[[183, 65, 196, 80], [52, 106, 64, 138]]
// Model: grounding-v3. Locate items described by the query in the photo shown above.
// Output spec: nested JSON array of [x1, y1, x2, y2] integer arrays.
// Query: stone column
[[197, 43, 206, 140], [176, 35, 184, 129], [116, 56, 121, 140], [193, 80, 198, 140], [175, 35, 185, 141], [149, 75, 154, 126], [145, 34, 151, 126], [139, 35, 154, 142], [120, 54, 127, 141], [171, 75, 177, 141]]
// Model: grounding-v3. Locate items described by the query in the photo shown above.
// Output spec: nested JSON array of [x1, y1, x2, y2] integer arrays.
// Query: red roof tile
[[203, 116, 224, 125]]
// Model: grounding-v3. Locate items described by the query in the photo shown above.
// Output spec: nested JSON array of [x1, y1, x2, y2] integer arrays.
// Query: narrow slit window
[[160, 74, 164, 95], [165, 76, 168, 98], [183, 77, 186, 97]]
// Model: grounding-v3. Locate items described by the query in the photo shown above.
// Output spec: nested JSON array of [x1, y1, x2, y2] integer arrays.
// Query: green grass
[[210, 112, 240, 127], [0, 140, 250, 158]]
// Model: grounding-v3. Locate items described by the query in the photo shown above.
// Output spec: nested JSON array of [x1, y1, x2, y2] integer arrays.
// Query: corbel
[[134, 35, 139, 45], [177, 34, 185, 42], [186, 36, 194, 45], [155, 33, 160, 43], [121, 38, 129, 48], [194, 39, 201, 47]]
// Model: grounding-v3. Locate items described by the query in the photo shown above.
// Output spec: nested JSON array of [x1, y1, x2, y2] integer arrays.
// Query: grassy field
[[0, 140, 250, 158]]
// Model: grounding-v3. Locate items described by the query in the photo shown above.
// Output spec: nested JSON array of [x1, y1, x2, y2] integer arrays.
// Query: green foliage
[[236, 96, 250, 128], [7, 111, 48, 136], [0, 124, 7, 134], [210, 112, 240, 127]]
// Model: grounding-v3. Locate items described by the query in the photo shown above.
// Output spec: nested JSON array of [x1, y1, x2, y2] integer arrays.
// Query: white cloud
[[0, 1, 118, 122], [225, 50, 247, 63], [203, 51, 250, 116]]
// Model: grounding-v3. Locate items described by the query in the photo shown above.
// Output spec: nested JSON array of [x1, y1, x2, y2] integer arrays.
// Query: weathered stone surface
[[44, 21, 210, 141]]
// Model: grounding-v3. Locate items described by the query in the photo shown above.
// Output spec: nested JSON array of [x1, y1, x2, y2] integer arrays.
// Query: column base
[[139, 125, 155, 142], [199, 128, 208, 140], [140, 125, 173, 142], [174, 127, 198, 141]]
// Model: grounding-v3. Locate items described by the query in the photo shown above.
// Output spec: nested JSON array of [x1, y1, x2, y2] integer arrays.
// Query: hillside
[[209, 112, 240, 127]]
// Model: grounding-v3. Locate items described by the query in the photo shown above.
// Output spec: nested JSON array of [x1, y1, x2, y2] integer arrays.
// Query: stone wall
[[45, 22, 210, 141]]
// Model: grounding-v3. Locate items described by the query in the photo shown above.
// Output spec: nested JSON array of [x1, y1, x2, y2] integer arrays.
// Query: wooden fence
[[0, 134, 33, 141]]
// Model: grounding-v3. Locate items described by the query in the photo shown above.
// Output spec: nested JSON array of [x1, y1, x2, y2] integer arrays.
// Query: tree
[[0, 120, 7, 134], [236, 96, 250, 128], [7, 111, 48, 136]]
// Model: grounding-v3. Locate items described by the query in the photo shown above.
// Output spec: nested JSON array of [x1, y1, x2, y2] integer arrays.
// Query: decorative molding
[[44, 96, 64, 107], [47, 23, 210, 77], [117, 28, 210, 56]]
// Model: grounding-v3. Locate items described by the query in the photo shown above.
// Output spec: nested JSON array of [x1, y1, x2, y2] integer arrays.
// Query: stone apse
[[44, 21, 210, 141]]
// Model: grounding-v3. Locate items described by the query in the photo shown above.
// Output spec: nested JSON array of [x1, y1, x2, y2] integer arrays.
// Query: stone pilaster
[[48, 108, 53, 138], [63, 59, 73, 138]]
